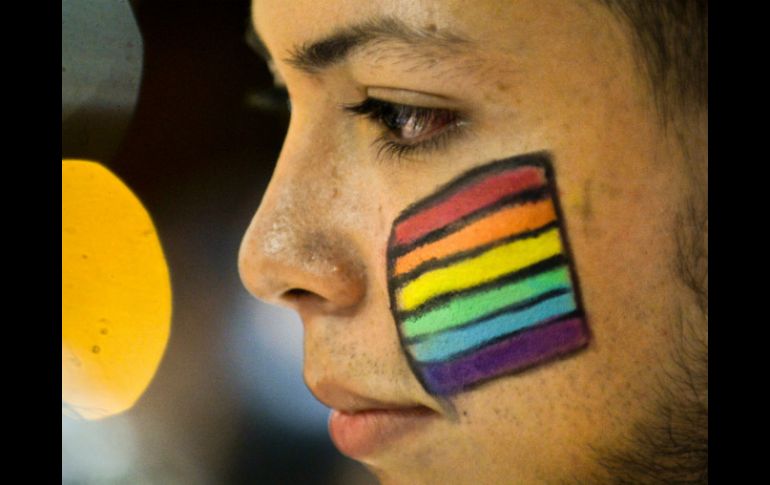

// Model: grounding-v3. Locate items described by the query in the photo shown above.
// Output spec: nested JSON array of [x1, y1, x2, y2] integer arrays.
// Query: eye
[[344, 98, 465, 160]]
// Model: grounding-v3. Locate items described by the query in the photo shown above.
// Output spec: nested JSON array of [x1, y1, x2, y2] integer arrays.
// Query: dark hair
[[597, 0, 708, 125]]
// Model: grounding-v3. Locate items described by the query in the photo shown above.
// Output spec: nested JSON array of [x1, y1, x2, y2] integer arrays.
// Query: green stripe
[[401, 266, 572, 339]]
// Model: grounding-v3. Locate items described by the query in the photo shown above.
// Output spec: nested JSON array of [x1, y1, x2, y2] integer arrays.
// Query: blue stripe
[[409, 292, 577, 363]]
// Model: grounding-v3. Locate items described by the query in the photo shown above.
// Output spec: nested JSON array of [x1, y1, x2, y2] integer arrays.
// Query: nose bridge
[[238, 120, 367, 312], [250, 165, 335, 275]]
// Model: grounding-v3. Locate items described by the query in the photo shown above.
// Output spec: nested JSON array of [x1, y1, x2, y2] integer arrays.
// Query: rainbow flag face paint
[[387, 152, 589, 395]]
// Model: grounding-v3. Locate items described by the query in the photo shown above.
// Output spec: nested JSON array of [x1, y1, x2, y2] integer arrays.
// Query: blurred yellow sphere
[[62, 160, 172, 420]]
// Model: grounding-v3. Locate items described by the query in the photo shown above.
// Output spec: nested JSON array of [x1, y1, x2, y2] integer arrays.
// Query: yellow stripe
[[397, 228, 563, 311]]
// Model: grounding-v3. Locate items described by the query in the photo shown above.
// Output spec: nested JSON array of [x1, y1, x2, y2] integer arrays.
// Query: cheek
[[386, 152, 589, 396]]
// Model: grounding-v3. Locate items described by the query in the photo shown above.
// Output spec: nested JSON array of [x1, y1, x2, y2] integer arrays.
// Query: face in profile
[[239, 0, 706, 483]]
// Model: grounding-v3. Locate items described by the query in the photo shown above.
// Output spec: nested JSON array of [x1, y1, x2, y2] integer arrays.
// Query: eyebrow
[[249, 16, 471, 75]]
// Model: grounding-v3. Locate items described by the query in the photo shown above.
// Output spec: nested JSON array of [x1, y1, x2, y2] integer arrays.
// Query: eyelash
[[343, 98, 465, 161]]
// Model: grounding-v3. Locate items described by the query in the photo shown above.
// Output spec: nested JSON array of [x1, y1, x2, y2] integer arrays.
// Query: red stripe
[[394, 166, 547, 246]]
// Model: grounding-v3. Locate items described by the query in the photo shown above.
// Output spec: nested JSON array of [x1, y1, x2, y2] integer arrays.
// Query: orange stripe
[[394, 198, 557, 276]]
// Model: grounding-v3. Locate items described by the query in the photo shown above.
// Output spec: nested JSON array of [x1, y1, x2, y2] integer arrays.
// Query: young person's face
[[239, 0, 703, 482]]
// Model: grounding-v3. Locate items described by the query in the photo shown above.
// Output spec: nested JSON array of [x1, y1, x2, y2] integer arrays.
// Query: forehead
[[253, 0, 457, 45], [251, 0, 626, 66]]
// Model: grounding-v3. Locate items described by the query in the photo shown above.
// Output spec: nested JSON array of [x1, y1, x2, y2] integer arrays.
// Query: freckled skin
[[239, 0, 706, 483]]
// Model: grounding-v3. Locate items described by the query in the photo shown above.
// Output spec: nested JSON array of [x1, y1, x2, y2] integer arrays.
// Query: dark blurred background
[[61, 1, 377, 483]]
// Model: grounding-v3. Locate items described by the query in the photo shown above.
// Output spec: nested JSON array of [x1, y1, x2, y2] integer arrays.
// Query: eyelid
[[365, 87, 465, 111]]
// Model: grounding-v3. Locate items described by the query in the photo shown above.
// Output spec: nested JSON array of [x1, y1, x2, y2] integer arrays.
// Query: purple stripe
[[420, 317, 588, 395]]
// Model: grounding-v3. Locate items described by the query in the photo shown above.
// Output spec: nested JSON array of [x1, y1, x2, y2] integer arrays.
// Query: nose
[[238, 145, 367, 317]]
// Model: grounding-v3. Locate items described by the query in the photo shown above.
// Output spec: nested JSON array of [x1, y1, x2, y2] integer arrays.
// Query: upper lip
[[310, 378, 440, 415]]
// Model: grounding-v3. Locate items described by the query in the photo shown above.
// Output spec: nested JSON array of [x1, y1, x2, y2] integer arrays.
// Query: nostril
[[283, 288, 315, 301], [281, 288, 329, 312]]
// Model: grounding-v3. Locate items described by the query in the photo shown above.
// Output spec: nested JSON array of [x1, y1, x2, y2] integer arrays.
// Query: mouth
[[328, 405, 438, 458], [310, 378, 443, 458]]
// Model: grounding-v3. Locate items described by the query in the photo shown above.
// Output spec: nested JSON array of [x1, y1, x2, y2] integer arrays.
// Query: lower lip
[[328, 406, 436, 458]]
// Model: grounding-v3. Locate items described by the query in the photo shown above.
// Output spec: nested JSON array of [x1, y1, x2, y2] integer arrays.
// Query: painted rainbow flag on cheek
[[387, 152, 589, 395]]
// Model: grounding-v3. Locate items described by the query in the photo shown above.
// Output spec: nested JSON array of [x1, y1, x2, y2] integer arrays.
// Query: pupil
[[383, 105, 407, 131]]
